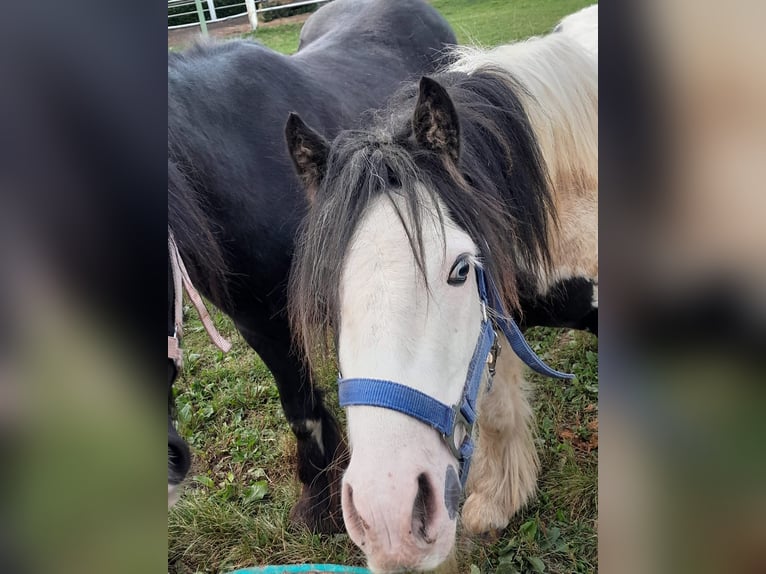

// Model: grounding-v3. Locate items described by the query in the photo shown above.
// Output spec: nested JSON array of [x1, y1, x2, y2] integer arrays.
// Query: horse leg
[[236, 323, 346, 534], [461, 347, 539, 534]]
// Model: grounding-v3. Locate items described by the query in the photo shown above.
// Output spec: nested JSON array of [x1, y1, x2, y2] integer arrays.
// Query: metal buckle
[[168, 332, 184, 369], [486, 330, 501, 377], [443, 404, 473, 459]]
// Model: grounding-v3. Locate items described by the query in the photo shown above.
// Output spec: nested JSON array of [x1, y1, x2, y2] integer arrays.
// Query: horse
[[553, 3, 598, 60], [167, 0, 456, 533], [285, 12, 598, 572]]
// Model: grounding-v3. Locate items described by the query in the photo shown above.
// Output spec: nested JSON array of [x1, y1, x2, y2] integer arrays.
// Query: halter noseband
[[338, 266, 573, 489]]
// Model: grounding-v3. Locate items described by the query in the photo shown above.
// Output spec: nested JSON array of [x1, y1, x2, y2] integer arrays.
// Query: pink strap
[[168, 335, 183, 364], [168, 233, 232, 358]]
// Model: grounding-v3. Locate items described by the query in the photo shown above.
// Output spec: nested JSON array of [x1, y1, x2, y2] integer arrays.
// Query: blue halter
[[338, 266, 574, 488]]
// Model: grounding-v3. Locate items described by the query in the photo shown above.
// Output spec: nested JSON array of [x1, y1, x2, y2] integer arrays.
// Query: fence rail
[[168, 0, 329, 36]]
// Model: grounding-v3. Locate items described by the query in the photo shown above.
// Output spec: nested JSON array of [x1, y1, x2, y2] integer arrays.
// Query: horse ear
[[285, 112, 329, 203], [412, 76, 460, 162]]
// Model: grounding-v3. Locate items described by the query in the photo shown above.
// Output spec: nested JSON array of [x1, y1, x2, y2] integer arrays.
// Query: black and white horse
[[167, 0, 456, 533], [286, 6, 597, 570]]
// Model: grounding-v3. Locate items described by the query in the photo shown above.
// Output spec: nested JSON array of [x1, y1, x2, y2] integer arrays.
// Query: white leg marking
[[305, 418, 324, 456]]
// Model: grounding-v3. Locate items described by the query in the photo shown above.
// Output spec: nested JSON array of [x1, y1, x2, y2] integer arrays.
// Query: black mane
[[290, 68, 555, 358], [168, 125, 230, 305]]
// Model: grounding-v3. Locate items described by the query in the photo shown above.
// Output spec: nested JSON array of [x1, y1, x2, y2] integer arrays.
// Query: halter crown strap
[[481, 269, 574, 380], [168, 233, 232, 365]]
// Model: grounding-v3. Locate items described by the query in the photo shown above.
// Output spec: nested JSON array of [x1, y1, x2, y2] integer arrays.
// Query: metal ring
[[442, 404, 473, 459]]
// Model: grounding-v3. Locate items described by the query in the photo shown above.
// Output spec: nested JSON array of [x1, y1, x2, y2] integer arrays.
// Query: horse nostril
[[411, 473, 436, 544], [343, 482, 369, 546]]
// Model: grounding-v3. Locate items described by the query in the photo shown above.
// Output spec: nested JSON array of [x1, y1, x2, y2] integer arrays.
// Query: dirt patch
[[559, 419, 599, 452], [168, 12, 311, 50]]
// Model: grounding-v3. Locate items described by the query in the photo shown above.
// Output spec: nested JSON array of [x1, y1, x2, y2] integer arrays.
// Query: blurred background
[[0, 0, 764, 572], [600, 1, 766, 572]]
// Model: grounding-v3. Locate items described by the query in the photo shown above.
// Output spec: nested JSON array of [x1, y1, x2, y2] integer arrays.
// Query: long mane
[[290, 63, 559, 363], [451, 33, 599, 289], [167, 119, 229, 306]]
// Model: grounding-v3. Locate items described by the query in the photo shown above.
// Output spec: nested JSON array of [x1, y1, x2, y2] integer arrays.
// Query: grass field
[[243, 0, 593, 54], [169, 1, 597, 573]]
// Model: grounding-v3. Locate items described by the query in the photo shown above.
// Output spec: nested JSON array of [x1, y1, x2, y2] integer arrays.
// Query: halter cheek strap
[[338, 266, 573, 489], [482, 269, 574, 380]]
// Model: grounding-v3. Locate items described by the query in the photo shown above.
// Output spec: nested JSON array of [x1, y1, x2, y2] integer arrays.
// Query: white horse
[[287, 9, 598, 572]]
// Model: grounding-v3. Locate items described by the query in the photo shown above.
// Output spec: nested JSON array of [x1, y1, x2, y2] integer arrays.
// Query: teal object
[[230, 566, 370, 574]]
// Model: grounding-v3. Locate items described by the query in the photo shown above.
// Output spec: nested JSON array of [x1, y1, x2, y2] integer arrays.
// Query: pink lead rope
[[168, 233, 232, 369]]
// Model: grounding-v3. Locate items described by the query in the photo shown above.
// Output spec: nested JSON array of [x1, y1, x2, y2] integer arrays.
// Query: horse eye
[[447, 256, 471, 286]]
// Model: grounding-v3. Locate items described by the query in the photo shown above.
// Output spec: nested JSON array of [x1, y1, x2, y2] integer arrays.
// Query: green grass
[[244, 0, 593, 54], [430, 0, 593, 45], [169, 313, 598, 574], [169, 1, 597, 572], [243, 22, 303, 54]]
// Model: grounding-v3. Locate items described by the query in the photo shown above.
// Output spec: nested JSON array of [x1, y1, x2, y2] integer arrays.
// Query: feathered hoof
[[460, 492, 513, 536], [474, 528, 503, 544]]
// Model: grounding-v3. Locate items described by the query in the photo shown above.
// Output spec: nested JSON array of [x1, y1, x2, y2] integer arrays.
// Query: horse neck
[[506, 36, 597, 197], [496, 36, 599, 289]]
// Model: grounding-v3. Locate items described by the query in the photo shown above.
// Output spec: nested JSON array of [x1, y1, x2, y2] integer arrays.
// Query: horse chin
[[366, 546, 454, 574]]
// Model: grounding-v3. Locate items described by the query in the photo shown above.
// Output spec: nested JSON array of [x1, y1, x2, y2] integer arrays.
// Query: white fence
[[168, 0, 329, 36]]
